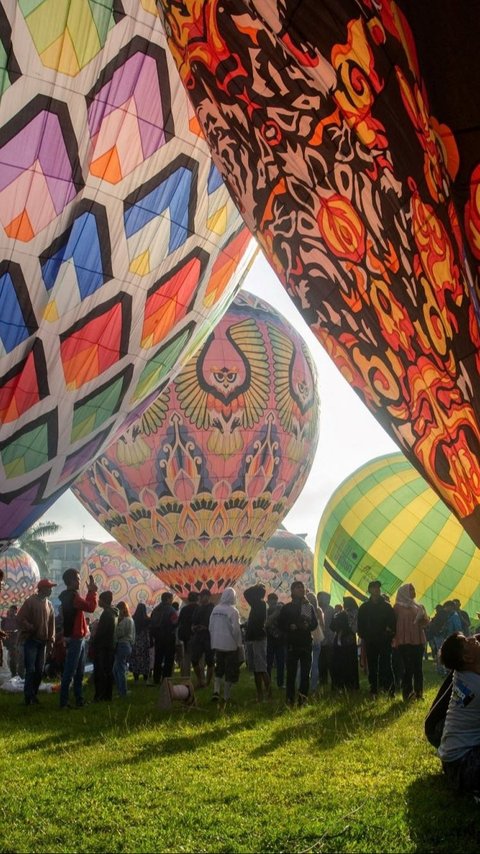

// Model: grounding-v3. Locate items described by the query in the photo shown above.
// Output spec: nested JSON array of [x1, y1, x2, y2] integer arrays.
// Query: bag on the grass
[[424, 671, 453, 748]]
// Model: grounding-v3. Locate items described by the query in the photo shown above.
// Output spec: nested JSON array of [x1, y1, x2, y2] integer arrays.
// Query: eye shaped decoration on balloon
[[0, 2, 254, 547], [73, 291, 320, 598]]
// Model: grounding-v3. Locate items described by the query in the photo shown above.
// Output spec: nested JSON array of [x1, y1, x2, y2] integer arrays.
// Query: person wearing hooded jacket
[[209, 587, 243, 703]]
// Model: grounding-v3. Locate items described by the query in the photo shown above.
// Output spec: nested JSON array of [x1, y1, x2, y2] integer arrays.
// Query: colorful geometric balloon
[[73, 291, 320, 598], [158, 0, 480, 546], [0, 546, 40, 610], [0, 1, 254, 545], [79, 541, 168, 615], [234, 527, 314, 617], [315, 453, 480, 618]]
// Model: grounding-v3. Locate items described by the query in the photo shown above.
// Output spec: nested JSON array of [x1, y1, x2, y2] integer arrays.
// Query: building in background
[[46, 539, 101, 609]]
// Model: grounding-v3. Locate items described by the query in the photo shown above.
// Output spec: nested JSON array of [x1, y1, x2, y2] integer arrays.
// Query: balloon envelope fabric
[[234, 527, 314, 618], [0, 546, 40, 611], [73, 291, 320, 598], [79, 540, 168, 615], [315, 453, 480, 618], [0, 1, 254, 546], [158, 0, 480, 547]]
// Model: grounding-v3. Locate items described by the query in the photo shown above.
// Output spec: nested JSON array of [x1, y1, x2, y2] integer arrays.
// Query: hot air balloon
[[0, 547, 40, 611], [0, 2, 254, 548], [158, 0, 480, 546], [73, 291, 320, 598], [79, 541, 168, 615], [234, 527, 314, 617], [315, 453, 480, 619]]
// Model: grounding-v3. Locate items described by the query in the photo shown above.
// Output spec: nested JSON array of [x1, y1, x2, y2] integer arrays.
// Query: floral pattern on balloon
[[234, 528, 314, 618], [73, 292, 320, 598], [0, 547, 40, 610], [79, 541, 168, 615]]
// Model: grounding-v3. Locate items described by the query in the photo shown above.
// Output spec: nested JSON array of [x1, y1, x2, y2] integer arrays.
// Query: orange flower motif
[[316, 193, 366, 262]]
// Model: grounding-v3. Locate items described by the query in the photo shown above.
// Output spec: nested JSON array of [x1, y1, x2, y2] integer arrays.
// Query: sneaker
[[60, 704, 72, 710], [75, 700, 88, 708], [211, 692, 220, 702]]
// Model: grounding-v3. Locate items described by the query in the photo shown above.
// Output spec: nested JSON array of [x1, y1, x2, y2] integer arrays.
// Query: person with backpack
[[150, 591, 178, 683], [435, 632, 480, 794]]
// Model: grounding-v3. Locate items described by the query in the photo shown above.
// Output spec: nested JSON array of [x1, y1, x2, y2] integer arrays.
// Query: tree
[[17, 521, 61, 576]]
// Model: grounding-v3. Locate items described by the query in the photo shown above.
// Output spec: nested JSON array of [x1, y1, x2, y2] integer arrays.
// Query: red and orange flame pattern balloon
[[158, 0, 480, 545]]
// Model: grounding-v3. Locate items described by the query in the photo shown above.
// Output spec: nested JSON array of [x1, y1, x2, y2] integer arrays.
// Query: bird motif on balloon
[[174, 317, 270, 456], [73, 292, 320, 598]]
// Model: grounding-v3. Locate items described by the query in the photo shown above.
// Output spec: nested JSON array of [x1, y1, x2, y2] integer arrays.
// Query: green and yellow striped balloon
[[314, 454, 480, 618]]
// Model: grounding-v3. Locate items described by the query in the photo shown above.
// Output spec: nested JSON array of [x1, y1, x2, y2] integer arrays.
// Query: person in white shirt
[[438, 632, 480, 793], [209, 588, 243, 703]]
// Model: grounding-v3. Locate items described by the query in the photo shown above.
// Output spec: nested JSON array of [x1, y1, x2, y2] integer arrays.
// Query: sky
[[39, 250, 398, 552]]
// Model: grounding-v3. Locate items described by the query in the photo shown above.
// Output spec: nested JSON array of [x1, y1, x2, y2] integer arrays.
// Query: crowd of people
[[3, 566, 474, 711], [4, 563, 480, 797]]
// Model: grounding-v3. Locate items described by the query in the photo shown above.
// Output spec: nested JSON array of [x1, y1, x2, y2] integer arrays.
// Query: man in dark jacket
[[278, 581, 318, 706], [177, 591, 199, 677], [92, 591, 118, 701], [150, 591, 178, 684], [244, 584, 270, 702], [190, 590, 215, 688], [357, 580, 396, 697]]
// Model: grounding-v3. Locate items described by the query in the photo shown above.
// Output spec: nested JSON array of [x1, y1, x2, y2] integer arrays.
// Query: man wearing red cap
[[17, 578, 56, 706]]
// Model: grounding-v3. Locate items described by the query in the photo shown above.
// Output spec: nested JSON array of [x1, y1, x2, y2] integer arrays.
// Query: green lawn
[[0, 662, 478, 853]]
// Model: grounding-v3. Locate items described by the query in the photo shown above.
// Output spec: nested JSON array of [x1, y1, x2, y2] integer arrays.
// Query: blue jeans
[[60, 638, 86, 707], [24, 639, 46, 704], [113, 641, 132, 697]]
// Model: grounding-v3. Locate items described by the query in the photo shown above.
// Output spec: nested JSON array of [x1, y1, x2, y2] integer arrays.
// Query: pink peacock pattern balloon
[[79, 541, 168, 614], [234, 528, 314, 617], [0, 546, 40, 610], [73, 291, 320, 598]]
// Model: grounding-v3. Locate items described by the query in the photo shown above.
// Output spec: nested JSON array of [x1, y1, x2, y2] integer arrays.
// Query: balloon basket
[[158, 678, 197, 711]]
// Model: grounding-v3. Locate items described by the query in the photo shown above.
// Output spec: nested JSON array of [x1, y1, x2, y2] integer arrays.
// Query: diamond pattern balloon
[[0, 1, 254, 544]]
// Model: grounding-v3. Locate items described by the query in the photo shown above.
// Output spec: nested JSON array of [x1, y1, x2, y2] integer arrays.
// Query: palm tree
[[17, 521, 61, 576]]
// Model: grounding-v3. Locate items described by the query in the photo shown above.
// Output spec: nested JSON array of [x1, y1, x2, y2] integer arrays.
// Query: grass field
[[0, 661, 478, 854]]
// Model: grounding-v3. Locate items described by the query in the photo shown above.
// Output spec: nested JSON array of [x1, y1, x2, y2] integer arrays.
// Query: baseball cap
[[38, 579, 57, 590]]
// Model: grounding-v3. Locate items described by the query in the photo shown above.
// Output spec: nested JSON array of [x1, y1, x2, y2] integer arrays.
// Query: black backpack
[[424, 671, 453, 748]]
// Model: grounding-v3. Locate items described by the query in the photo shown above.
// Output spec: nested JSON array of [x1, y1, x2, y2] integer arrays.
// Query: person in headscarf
[[129, 603, 151, 682], [209, 587, 243, 704], [393, 583, 429, 701]]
